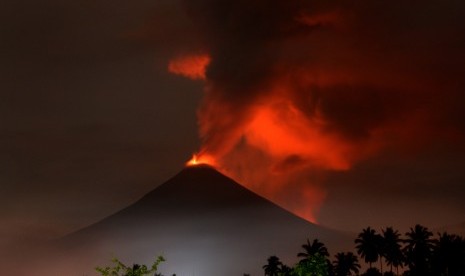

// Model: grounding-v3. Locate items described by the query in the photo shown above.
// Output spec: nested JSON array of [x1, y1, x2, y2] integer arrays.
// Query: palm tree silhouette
[[327, 259, 336, 276], [333, 252, 361, 276], [294, 253, 330, 276], [382, 227, 404, 275], [403, 224, 434, 275], [263, 255, 283, 276], [279, 264, 294, 276], [431, 232, 465, 276], [355, 227, 381, 269], [297, 238, 329, 264]]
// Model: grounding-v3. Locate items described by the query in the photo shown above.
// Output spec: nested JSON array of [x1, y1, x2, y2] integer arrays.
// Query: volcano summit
[[43, 165, 350, 276]]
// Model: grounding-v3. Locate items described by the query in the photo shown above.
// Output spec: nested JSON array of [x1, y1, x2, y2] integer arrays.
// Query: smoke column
[[169, 0, 465, 222]]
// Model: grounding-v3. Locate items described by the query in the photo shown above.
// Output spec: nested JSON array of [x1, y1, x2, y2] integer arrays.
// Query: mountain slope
[[49, 165, 351, 276]]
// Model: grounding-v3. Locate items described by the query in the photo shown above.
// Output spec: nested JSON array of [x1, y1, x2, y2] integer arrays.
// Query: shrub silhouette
[[96, 256, 166, 276]]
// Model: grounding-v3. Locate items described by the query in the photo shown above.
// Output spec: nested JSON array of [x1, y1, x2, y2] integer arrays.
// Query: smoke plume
[[169, 0, 465, 222]]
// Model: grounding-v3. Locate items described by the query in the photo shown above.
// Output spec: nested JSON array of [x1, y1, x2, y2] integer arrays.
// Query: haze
[[1, 0, 465, 272]]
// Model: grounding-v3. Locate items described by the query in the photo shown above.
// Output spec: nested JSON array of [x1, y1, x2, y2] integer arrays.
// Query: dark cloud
[[182, 0, 465, 140], [179, 0, 465, 149], [177, 0, 465, 227], [319, 145, 465, 231], [2, 0, 465, 262], [0, 0, 202, 248], [183, 0, 310, 96]]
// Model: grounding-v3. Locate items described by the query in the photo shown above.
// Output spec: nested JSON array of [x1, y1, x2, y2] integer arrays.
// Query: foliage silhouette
[[355, 227, 381, 269], [279, 264, 294, 276], [293, 253, 329, 276], [263, 255, 283, 276], [297, 238, 330, 263], [381, 227, 403, 275], [262, 225, 465, 276], [403, 224, 434, 275], [431, 232, 465, 276], [95, 256, 165, 276], [333, 252, 360, 276]]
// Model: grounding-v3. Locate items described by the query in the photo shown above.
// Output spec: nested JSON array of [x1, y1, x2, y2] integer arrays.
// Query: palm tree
[[431, 232, 465, 276], [279, 264, 294, 276], [382, 227, 404, 275], [263, 255, 282, 276], [355, 227, 381, 269], [294, 253, 330, 276], [327, 259, 336, 276], [403, 224, 434, 276], [333, 252, 361, 276], [297, 238, 329, 264]]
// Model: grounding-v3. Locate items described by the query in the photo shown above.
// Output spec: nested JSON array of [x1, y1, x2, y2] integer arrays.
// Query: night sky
[[2, 0, 465, 253]]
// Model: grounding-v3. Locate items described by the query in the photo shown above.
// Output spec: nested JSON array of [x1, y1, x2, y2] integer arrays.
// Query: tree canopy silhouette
[[333, 252, 360, 276], [403, 224, 434, 275], [355, 227, 381, 269], [95, 256, 165, 276], [382, 227, 404, 275], [263, 255, 283, 276], [431, 232, 465, 276], [297, 238, 330, 263], [262, 224, 464, 276]]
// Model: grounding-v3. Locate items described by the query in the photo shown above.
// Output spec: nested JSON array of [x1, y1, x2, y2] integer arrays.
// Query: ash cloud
[[184, 0, 465, 142], [175, 0, 465, 221]]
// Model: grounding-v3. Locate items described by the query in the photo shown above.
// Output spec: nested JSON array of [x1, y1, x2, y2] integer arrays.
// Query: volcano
[[45, 165, 350, 276]]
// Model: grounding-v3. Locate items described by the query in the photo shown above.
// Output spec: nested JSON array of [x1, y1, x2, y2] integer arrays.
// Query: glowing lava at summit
[[168, 0, 465, 223], [186, 153, 216, 167]]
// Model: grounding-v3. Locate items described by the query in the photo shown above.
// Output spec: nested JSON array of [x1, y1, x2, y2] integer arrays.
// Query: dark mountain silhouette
[[39, 165, 351, 276]]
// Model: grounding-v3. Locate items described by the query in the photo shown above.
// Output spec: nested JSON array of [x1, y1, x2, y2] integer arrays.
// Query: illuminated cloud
[[168, 54, 211, 80], [169, 0, 465, 222]]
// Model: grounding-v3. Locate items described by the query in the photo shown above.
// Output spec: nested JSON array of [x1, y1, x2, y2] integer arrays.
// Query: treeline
[[262, 224, 465, 276]]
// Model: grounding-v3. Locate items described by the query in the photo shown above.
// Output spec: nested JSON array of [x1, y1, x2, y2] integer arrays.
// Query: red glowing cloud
[[168, 0, 465, 222], [168, 54, 211, 80], [244, 100, 351, 171]]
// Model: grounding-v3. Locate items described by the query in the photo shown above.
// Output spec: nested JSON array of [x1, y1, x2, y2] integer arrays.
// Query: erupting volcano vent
[[186, 153, 216, 167], [168, 0, 465, 223]]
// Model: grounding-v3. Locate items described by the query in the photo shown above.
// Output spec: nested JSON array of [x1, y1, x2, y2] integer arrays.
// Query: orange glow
[[163, 3, 464, 225], [168, 54, 211, 80], [171, 63, 382, 222], [186, 153, 216, 167], [173, 69, 362, 222], [191, 84, 357, 222], [245, 100, 352, 170]]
